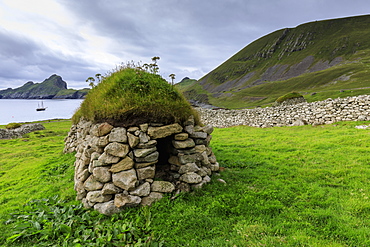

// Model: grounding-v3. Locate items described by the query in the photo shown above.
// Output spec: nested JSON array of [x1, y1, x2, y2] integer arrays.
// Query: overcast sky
[[1, 0, 370, 90]]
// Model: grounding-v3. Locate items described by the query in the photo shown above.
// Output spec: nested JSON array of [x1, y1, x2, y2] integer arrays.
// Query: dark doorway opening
[[155, 135, 175, 182]]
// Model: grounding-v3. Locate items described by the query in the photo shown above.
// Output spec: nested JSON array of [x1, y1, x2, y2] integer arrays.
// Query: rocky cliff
[[0, 74, 89, 99]]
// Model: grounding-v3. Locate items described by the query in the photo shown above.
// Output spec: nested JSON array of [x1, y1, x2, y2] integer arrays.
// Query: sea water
[[0, 99, 83, 125]]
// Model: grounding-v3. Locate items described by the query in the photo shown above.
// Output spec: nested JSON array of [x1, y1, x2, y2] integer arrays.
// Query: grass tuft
[[275, 91, 303, 103], [72, 64, 200, 126]]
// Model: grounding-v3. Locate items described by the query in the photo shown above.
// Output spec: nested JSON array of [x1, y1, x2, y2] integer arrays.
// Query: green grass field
[[1, 120, 370, 246]]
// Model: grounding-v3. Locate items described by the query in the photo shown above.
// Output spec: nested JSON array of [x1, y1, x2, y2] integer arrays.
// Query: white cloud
[[1, 0, 370, 89]]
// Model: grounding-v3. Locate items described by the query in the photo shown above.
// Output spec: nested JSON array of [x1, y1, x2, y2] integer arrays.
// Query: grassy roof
[[72, 65, 200, 126], [275, 92, 304, 103]]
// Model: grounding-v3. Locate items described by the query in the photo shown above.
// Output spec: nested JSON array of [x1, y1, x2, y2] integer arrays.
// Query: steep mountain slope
[[0, 74, 89, 99], [178, 15, 370, 108]]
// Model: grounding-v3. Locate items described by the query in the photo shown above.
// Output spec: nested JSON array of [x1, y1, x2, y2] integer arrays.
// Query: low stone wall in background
[[198, 95, 370, 128], [0, 123, 45, 139], [64, 117, 219, 215]]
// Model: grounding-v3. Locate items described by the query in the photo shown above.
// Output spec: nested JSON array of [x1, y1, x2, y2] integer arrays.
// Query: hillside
[[0, 74, 89, 99], [178, 15, 370, 108]]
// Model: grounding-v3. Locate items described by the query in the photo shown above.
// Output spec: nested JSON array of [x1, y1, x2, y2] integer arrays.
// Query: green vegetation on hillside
[[0, 74, 88, 99], [178, 15, 370, 108], [73, 62, 199, 126], [2, 120, 370, 246]]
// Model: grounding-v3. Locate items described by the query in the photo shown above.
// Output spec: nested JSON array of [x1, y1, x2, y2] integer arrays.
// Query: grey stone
[[76, 169, 90, 182], [196, 167, 208, 177], [137, 166, 156, 180], [211, 162, 220, 171], [133, 147, 157, 158], [84, 175, 104, 191], [174, 133, 189, 141], [91, 135, 110, 148], [86, 191, 112, 203], [202, 125, 214, 134], [151, 181, 175, 193], [184, 125, 194, 135], [194, 145, 207, 153], [190, 132, 208, 139], [172, 138, 195, 149], [208, 154, 217, 164], [140, 123, 149, 132], [201, 151, 211, 165], [98, 152, 120, 164], [147, 123, 183, 139], [127, 133, 140, 148], [136, 140, 157, 149], [128, 126, 139, 132], [104, 142, 130, 157], [139, 132, 150, 143], [112, 169, 138, 191], [97, 123, 114, 136], [94, 201, 123, 215], [109, 156, 134, 173], [180, 172, 202, 184], [135, 151, 159, 163], [102, 183, 122, 195], [178, 163, 200, 174], [114, 194, 141, 207], [129, 182, 151, 197], [168, 156, 181, 166], [109, 127, 127, 143], [135, 161, 157, 169], [93, 167, 111, 183], [141, 192, 163, 206]]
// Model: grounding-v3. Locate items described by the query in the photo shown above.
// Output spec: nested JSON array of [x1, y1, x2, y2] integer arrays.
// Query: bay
[[0, 99, 83, 125]]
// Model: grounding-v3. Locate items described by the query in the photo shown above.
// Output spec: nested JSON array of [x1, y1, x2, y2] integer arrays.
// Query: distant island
[[0, 74, 89, 99]]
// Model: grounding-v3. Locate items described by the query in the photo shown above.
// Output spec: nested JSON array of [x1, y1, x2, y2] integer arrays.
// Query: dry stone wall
[[198, 95, 370, 128], [0, 123, 45, 139], [64, 116, 219, 215]]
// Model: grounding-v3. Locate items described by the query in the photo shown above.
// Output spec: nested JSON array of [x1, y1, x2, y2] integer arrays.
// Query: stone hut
[[64, 65, 219, 215]]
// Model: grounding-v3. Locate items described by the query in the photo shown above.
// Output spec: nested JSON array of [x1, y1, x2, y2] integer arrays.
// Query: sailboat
[[36, 101, 47, 111]]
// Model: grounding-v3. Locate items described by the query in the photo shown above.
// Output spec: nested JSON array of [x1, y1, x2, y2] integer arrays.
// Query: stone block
[[114, 194, 141, 207], [147, 123, 183, 139], [127, 133, 140, 148], [172, 138, 195, 149], [180, 172, 202, 184], [93, 167, 112, 183], [136, 140, 157, 149], [135, 151, 159, 162], [133, 147, 157, 158], [86, 191, 112, 203], [151, 181, 175, 193], [178, 163, 200, 174], [130, 182, 151, 197], [137, 166, 156, 180], [84, 175, 104, 191], [141, 192, 163, 206], [174, 133, 188, 141], [94, 201, 123, 215], [112, 169, 138, 191], [104, 142, 130, 158], [109, 156, 134, 173], [102, 183, 122, 195], [98, 152, 120, 164], [109, 127, 127, 143]]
